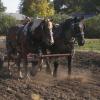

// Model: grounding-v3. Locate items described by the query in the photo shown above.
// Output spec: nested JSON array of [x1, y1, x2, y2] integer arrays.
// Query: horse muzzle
[[78, 39, 85, 46]]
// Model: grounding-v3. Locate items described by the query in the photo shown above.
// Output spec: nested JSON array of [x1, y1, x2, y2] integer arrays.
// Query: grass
[[76, 39, 100, 53]]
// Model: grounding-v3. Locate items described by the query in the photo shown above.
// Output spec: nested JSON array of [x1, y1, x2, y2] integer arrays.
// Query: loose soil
[[0, 52, 100, 100]]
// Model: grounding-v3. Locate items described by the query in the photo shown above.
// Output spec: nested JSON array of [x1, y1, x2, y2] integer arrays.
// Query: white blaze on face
[[50, 29, 54, 44], [48, 21, 53, 29], [79, 22, 83, 28], [48, 21, 54, 44], [31, 19, 42, 32], [79, 21, 85, 35]]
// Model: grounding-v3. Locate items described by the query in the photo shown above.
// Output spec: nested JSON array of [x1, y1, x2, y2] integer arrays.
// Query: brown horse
[[6, 19, 50, 79], [18, 19, 54, 78]]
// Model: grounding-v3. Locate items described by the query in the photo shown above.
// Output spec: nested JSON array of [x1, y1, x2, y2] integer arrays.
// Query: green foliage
[[76, 39, 100, 52], [0, 13, 17, 35], [19, 0, 55, 17], [85, 15, 100, 38], [53, 0, 100, 14], [37, 0, 55, 17], [0, 0, 6, 12], [19, 0, 34, 16], [51, 14, 70, 23]]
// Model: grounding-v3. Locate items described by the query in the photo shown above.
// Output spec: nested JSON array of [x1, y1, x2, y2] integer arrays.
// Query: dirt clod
[[0, 52, 100, 100]]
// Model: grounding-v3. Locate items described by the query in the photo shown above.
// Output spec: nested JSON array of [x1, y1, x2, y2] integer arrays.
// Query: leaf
[[31, 93, 42, 100]]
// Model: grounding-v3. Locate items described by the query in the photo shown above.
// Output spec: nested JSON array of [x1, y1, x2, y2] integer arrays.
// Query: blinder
[[71, 21, 85, 37], [71, 20, 85, 46]]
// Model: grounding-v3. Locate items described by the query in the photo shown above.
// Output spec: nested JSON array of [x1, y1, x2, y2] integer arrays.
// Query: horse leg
[[39, 59, 44, 71], [52, 60, 59, 77], [7, 56, 12, 76], [67, 55, 72, 76], [45, 58, 51, 74], [0, 57, 3, 70], [31, 60, 38, 76], [16, 55, 23, 79], [23, 58, 30, 79]]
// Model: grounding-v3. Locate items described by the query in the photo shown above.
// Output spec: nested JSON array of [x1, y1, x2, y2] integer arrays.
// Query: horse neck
[[55, 23, 73, 41], [32, 25, 43, 41]]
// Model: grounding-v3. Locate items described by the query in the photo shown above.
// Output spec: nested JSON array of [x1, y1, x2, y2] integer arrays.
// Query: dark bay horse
[[17, 19, 52, 78], [6, 19, 50, 78], [38, 18, 85, 77]]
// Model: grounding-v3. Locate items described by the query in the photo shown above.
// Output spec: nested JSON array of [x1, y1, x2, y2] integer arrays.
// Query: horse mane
[[53, 18, 73, 37], [60, 18, 73, 31]]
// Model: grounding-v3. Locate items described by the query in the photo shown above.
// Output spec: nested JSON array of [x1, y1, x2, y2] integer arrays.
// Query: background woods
[[0, 0, 100, 38], [19, 0, 55, 17]]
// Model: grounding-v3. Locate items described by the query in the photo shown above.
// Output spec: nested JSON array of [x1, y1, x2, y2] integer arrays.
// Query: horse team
[[6, 17, 85, 79]]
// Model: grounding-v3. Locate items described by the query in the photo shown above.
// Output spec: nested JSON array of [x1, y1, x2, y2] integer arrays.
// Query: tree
[[0, 13, 17, 35], [92, 0, 100, 13], [53, 0, 100, 14], [19, 0, 55, 17], [0, 0, 6, 12], [0, 0, 16, 35], [53, 0, 65, 13], [19, 0, 35, 16], [36, 0, 54, 17]]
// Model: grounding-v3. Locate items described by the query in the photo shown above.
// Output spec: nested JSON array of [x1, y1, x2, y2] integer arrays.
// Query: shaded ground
[[0, 52, 100, 100]]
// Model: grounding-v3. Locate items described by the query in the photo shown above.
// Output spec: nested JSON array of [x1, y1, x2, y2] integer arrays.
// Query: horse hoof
[[9, 72, 12, 76], [18, 77, 23, 81], [19, 72, 23, 79], [38, 67, 42, 72], [53, 73, 57, 77], [25, 73, 31, 80], [19, 76, 23, 79]]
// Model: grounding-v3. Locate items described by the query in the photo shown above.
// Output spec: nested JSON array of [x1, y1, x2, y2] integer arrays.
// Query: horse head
[[72, 17, 85, 46], [30, 18, 52, 47], [42, 19, 54, 45], [60, 17, 85, 46]]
